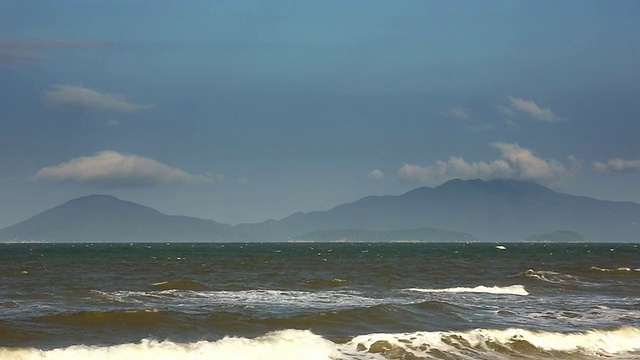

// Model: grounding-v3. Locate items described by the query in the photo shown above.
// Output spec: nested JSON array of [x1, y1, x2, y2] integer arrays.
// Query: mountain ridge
[[0, 193, 239, 243], [235, 178, 640, 242], [1, 178, 639, 242]]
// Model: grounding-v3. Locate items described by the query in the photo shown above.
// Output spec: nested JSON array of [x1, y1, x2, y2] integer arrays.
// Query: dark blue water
[[1, 242, 638, 359]]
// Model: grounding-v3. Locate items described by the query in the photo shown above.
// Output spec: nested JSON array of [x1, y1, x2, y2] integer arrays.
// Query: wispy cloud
[[437, 106, 495, 131], [398, 143, 576, 186], [438, 106, 472, 120], [43, 85, 153, 113], [466, 123, 494, 132], [106, 119, 120, 127], [31, 151, 210, 188], [592, 158, 640, 173], [499, 96, 564, 123], [367, 169, 385, 179], [0, 39, 102, 65]]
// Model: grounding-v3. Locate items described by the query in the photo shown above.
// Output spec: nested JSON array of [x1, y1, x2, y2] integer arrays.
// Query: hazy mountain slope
[[293, 227, 477, 242], [235, 179, 640, 242], [2, 179, 640, 242], [0, 195, 240, 242]]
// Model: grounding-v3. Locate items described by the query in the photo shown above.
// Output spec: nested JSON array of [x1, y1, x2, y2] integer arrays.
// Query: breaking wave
[[0, 330, 337, 360], [348, 326, 640, 359], [403, 285, 529, 296], [1, 327, 639, 360]]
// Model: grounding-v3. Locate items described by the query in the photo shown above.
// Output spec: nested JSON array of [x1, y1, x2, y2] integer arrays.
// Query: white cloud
[[43, 85, 152, 113], [499, 96, 564, 122], [592, 158, 640, 173], [367, 169, 385, 179], [398, 158, 512, 186], [489, 142, 567, 179], [398, 143, 574, 186], [438, 106, 471, 120], [31, 151, 209, 187], [237, 177, 250, 184]]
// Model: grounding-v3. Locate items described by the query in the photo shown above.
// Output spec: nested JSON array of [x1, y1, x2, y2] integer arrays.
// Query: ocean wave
[[186, 289, 386, 309], [0, 329, 339, 360], [92, 289, 387, 311], [303, 278, 350, 288], [348, 326, 640, 359], [589, 267, 640, 273], [38, 309, 176, 328], [150, 280, 212, 291], [528, 305, 640, 326], [520, 269, 579, 284], [2, 327, 639, 360], [403, 285, 529, 296]]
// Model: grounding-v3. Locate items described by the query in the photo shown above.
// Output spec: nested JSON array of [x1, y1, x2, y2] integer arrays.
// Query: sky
[[1, 0, 640, 227]]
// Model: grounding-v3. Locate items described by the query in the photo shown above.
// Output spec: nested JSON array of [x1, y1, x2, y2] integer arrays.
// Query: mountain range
[[1, 178, 639, 242]]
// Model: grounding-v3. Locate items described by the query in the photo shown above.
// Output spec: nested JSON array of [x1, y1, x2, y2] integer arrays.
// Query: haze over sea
[[1, 242, 638, 360]]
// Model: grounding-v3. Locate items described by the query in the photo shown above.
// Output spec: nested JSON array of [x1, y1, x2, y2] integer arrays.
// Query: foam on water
[[348, 326, 640, 359], [404, 285, 529, 296], [94, 289, 387, 310], [590, 267, 640, 273], [0, 330, 339, 360], [2, 327, 639, 360]]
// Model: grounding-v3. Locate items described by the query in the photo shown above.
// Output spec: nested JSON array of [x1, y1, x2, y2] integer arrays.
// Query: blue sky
[[1, 1, 640, 227]]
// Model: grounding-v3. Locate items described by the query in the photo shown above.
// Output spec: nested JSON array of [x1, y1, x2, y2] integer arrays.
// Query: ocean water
[[0, 242, 638, 359]]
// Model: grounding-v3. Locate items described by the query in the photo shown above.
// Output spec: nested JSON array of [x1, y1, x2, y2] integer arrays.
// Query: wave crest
[[0, 330, 339, 360], [3, 327, 639, 360], [348, 326, 640, 359], [404, 285, 529, 296]]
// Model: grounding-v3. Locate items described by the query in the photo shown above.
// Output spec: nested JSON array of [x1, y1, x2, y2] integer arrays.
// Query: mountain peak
[[60, 194, 162, 216], [0, 194, 236, 242], [436, 178, 555, 195], [66, 194, 120, 203]]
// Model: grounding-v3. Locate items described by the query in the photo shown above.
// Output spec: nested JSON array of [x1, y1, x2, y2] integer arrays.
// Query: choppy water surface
[[0, 242, 638, 359]]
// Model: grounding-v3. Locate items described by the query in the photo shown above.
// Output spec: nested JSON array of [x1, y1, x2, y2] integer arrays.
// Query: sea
[[0, 242, 638, 360]]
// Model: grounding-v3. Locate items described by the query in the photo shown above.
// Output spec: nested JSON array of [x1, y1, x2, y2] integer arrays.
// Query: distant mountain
[[293, 227, 477, 243], [236, 179, 640, 242], [0, 195, 240, 242], [2, 179, 640, 242]]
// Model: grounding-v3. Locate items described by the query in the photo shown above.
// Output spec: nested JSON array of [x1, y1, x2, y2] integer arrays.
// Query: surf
[[403, 285, 529, 296], [2, 327, 639, 360]]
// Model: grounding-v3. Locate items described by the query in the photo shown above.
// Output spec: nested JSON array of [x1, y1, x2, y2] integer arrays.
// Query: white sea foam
[[0, 330, 339, 360], [3, 327, 639, 360], [347, 326, 640, 359], [187, 289, 384, 309], [590, 266, 640, 272], [93, 289, 387, 310], [404, 285, 529, 296]]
